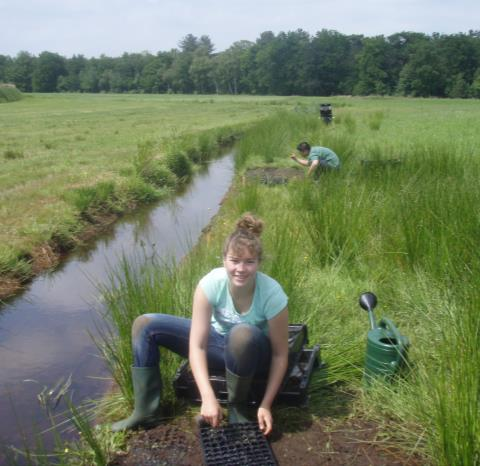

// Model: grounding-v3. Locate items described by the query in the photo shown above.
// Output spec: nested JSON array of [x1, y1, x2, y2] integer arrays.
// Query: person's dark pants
[[132, 313, 271, 377]]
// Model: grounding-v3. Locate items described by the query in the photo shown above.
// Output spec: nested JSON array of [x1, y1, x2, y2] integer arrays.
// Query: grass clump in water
[[133, 140, 177, 188], [164, 151, 192, 182]]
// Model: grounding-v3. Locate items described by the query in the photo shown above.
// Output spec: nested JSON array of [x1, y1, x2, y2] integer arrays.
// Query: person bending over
[[290, 141, 340, 177], [111, 213, 289, 436]]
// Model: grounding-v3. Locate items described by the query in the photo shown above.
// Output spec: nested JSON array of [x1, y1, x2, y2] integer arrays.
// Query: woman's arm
[[189, 285, 223, 427], [258, 307, 289, 435]]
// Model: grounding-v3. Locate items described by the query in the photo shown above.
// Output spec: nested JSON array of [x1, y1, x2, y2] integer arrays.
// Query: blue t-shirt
[[199, 267, 288, 335], [308, 146, 340, 169]]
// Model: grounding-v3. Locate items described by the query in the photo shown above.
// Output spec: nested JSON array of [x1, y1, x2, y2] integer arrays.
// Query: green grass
[[0, 85, 22, 103], [3, 95, 480, 464], [235, 106, 480, 465], [0, 93, 295, 282]]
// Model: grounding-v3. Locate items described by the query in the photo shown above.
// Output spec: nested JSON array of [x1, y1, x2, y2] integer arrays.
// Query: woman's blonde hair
[[223, 213, 264, 261]]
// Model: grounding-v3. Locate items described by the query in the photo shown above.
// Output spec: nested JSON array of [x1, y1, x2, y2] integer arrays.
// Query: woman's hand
[[200, 394, 223, 428], [190, 286, 222, 428], [257, 406, 273, 436], [258, 308, 288, 437], [290, 153, 297, 160]]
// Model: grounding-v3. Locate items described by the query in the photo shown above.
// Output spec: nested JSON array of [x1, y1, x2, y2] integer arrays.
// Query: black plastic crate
[[173, 324, 320, 405], [199, 422, 278, 466], [276, 345, 320, 404]]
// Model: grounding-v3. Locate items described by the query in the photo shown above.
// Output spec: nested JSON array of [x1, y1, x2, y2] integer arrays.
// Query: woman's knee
[[226, 324, 262, 357], [225, 324, 270, 375], [132, 314, 154, 340]]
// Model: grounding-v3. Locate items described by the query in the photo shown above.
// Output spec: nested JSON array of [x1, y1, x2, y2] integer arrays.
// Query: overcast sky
[[1, 0, 478, 58]]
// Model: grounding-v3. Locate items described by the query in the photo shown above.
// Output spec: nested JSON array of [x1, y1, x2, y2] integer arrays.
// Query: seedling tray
[[173, 324, 321, 405], [199, 422, 277, 466]]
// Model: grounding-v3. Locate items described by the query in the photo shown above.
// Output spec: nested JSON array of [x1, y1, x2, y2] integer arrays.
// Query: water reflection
[[0, 152, 235, 459]]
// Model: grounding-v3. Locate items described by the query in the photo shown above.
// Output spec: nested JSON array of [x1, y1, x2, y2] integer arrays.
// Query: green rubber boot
[[111, 366, 162, 432], [226, 369, 253, 424]]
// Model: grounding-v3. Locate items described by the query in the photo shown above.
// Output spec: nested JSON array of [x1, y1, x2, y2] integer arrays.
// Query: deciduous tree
[[32, 51, 66, 92]]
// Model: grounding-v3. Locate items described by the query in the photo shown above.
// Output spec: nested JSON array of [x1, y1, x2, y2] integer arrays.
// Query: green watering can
[[359, 292, 410, 384]]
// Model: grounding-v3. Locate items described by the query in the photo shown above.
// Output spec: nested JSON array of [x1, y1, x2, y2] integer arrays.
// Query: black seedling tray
[[173, 324, 321, 405], [199, 422, 278, 466]]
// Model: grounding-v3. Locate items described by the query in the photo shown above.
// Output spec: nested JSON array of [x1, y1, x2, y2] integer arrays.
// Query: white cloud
[[1, 0, 478, 57]]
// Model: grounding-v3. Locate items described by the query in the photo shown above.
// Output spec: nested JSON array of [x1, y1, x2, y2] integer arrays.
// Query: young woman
[[111, 213, 289, 436]]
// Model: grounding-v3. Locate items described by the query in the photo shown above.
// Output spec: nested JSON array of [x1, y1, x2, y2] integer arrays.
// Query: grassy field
[[0, 93, 294, 288]]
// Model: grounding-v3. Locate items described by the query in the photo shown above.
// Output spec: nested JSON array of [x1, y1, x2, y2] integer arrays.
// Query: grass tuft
[[0, 85, 22, 103], [4, 149, 24, 159]]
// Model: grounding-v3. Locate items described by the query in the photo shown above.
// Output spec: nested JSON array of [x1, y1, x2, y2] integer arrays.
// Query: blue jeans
[[131, 313, 272, 377]]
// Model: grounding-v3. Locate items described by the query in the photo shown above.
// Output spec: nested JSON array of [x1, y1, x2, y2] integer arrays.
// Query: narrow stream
[[0, 152, 235, 459]]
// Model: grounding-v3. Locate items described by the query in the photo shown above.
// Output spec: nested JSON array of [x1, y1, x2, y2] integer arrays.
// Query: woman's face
[[223, 246, 259, 290]]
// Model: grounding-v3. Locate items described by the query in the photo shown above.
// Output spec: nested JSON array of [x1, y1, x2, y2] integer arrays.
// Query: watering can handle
[[379, 317, 405, 363]]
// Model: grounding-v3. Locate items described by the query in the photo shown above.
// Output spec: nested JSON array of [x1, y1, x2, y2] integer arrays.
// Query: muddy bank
[[109, 413, 424, 466], [242, 166, 304, 185], [0, 212, 126, 301]]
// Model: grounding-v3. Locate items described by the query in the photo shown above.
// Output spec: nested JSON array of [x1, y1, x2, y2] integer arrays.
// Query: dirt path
[[109, 413, 424, 466]]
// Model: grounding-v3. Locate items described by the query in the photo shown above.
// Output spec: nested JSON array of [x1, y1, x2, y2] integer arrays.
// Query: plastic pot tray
[[199, 422, 278, 466], [173, 324, 321, 405]]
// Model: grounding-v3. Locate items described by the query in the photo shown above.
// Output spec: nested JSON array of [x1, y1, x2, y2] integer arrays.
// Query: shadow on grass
[[272, 361, 357, 440]]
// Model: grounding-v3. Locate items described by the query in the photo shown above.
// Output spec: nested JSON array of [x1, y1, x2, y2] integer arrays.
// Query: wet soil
[[0, 275, 23, 300], [109, 413, 424, 466], [243, 167, 304, 185]]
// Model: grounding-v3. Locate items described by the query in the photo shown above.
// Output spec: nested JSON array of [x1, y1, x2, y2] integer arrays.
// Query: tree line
[[1, 29, 480, 98]]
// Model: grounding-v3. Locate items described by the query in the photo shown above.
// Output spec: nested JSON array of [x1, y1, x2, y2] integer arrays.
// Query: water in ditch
[[0, 152, 235, 462]]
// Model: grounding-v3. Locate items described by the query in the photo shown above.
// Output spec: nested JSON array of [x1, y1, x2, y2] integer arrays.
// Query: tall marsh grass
[[180, 109, 479, 463], [3, 390, 122, 466], [233, 111, 479, 464], [236, 111, 321, 169], [0, 245, 32, 278], [95, 250, 214, 413], [367, 110, 385, 130]]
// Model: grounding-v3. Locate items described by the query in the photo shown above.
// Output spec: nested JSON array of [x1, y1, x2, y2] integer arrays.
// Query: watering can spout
[[359, 291, 377, 330]]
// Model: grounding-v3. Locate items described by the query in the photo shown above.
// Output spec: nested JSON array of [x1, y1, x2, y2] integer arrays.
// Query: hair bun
[[236, 213, 263, 237]]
